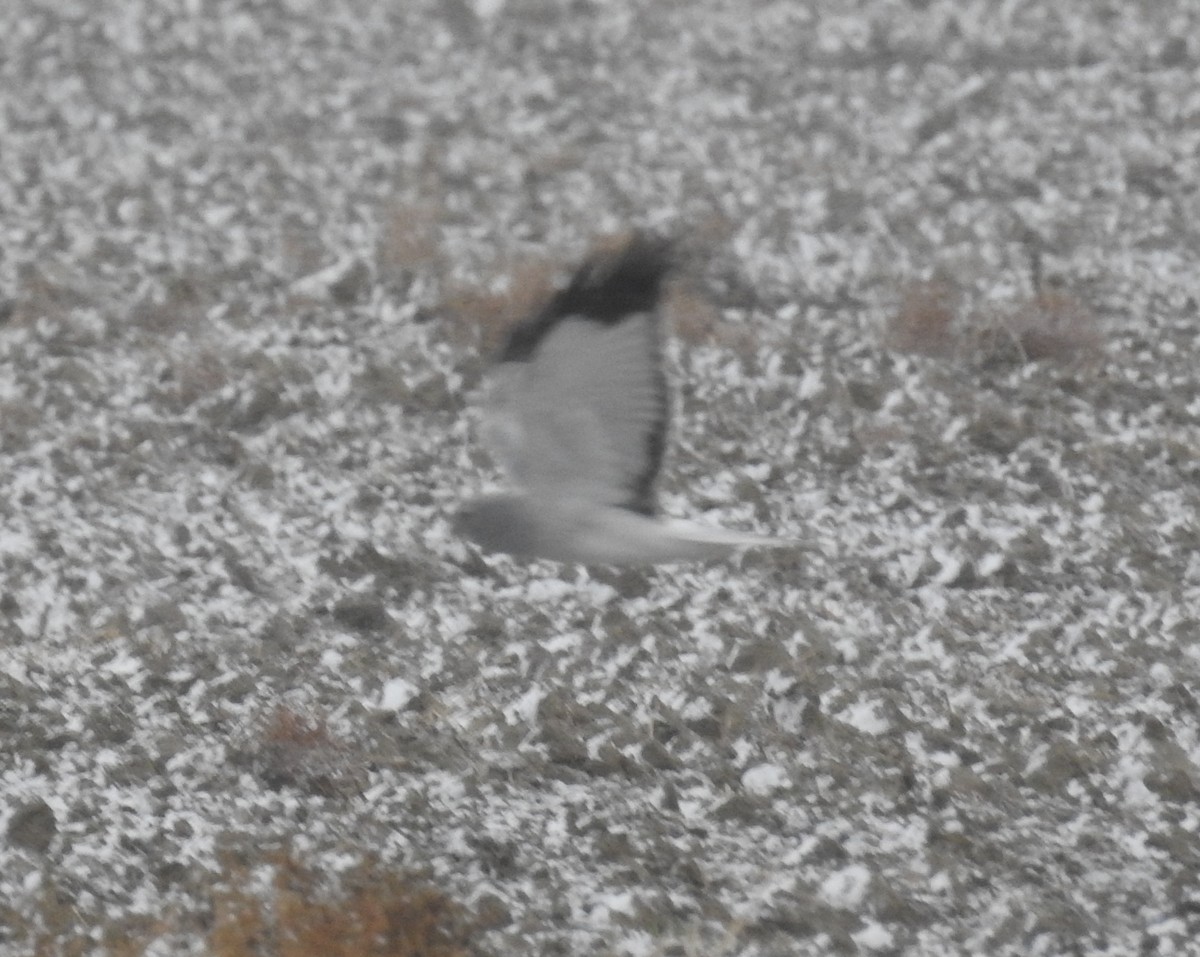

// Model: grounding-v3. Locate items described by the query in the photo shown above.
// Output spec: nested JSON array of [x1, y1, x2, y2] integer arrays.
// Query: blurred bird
[[456, 232, 792, 565]]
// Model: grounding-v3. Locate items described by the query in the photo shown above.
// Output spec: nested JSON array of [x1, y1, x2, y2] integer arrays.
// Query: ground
[[2, 1, 1199, 955]]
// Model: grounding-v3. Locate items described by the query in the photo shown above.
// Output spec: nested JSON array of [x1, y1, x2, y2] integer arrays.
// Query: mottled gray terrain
[[2, 2, 1199, 955]]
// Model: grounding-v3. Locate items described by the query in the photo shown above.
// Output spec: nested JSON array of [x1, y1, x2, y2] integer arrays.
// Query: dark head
[[553, 231, 675, 321], [500, 231, 675, 363]]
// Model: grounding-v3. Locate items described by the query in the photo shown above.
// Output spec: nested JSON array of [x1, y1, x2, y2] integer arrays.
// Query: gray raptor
[[456, 234, 792, 565]]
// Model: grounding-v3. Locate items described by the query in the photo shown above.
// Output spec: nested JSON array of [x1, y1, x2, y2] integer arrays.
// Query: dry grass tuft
[[666, 283, 755, 353], [1003, 288, 1102, 362], [164, 343, 231, 411], [278, 214, 328, 281], [376, 199, 445, 287], [129, 273, 207, 335], [0, 398, 41, 453], [10, 261, 95, 325], [8, 849, 485, 957], [7, 881, 173, 957], [887, 278, 1101, 366], [665, 283, 722, 345], [211, 851, 480, 957], [886, 280, 960, 357], [440, 257, 558, 354], [247, 705, 363, 799]]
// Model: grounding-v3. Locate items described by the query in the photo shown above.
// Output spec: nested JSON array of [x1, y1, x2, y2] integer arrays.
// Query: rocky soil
[[2, 1, 1199, 955]]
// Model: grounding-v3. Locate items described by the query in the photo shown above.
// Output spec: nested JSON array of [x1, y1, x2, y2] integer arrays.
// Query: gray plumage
[[456, 233, 792, 565]]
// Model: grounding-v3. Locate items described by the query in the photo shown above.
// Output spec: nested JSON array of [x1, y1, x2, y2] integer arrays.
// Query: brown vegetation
[[376, 199, 445, 288], [886, 279, 959, 358], [13, 851, 485, 957], [247, 706, 364, 799], [440, 257, 558, 354], [211, 852, 480, 957], [887, 278, 1100, 365]]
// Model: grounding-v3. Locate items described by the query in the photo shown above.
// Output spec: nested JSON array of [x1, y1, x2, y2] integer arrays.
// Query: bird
[[455, 232, 793, 565]]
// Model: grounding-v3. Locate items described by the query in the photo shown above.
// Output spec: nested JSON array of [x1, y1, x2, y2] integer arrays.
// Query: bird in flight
[[455, 232, 792, 565]]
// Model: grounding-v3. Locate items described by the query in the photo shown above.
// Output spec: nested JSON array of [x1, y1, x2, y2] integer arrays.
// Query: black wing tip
[[499, 230, 675, 363], [557, 230, 675, 322]]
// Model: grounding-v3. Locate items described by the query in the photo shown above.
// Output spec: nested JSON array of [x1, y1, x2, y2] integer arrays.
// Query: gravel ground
[[2, 1, 1200, 955]]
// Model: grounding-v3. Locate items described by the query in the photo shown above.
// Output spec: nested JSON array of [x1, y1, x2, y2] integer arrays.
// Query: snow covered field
[[2, 1, 1199, 954]]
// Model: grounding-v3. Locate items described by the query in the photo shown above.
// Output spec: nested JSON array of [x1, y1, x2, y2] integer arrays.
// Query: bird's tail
[[656, 519, 799, 562]]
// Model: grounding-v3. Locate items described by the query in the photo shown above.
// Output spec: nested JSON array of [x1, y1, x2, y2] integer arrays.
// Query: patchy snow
[[821, 863, 873, 910], [2, 1, 1200, 955], [836, 699, 891, 737], [378, 676, 419, 712], [742, 763, 789, 796], [853, 919, 896, 951]]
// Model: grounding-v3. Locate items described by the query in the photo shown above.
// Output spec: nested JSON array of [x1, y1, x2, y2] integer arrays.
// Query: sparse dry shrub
[[0, 399, 41, 453], [440, 258, 558, 354], [665, 283, 720, 345], [210, 893, 268, 957], [887, 277, 1102, 366], [9, 849, 483, 957], [968, 289, 1102, 368], [157, 342, 311, 431], [376, 199, 444, 287], [166, 344, 231, 411], [224, 354, 310, 432], [10, 262, 94, 325], [102, 926, 167, 957], [249, 706, 362, 799], [161, 349, 312, 431], [8, 881, 173, 957], [262, 706, 337, 752], [354, 354, 418, 406], [129, 273, 206, 335], [211, 851, 478, 957], [1004, 288, 1101, 362], [6, 262, 118, 356], [887, 280, 959, 357], [689, 212, 739, 250], [665, 283, 754, 353], [278, 214, 327, 281]]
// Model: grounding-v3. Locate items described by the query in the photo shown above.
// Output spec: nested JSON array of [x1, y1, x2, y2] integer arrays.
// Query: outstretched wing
[[483, 234, 672, 515]]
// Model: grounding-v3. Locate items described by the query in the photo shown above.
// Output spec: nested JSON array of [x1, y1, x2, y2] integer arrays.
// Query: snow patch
[[504, 686, 545, 725], [742, 763, 789, 795], [821, 863, 872, 909], [837, 699, 891, 736], [852, 919, 895, 951], [378, 677, 418, 711]]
